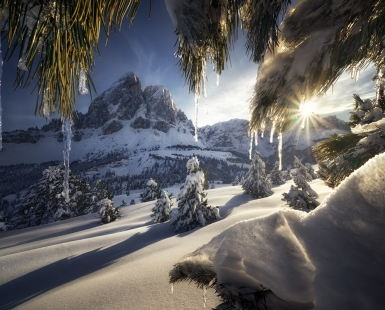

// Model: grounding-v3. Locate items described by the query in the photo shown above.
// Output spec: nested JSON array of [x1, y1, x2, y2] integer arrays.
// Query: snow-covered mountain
[[0, 72, 349, 198], [198, 115, 350, 166]]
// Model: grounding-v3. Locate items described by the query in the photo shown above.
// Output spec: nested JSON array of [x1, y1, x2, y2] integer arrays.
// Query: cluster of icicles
[[248, 121, 283, 170], [191, 60, 286, 169]]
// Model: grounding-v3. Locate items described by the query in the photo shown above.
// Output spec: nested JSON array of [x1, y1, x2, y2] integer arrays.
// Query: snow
[[0, 159, 346, 309], [170, 153, 385, 309], [0, 174, 334, 309]]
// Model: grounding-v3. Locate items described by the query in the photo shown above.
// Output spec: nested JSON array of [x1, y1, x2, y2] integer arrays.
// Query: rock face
[[131, 117, 150, 129], [102, 120, 124, 135], [81, 72, 193, 134], [198, 119, 250, 150], [85, 72, 144, 128]]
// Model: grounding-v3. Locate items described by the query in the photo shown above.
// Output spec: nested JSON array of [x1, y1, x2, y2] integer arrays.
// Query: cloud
[[312, 66, 376, 120]]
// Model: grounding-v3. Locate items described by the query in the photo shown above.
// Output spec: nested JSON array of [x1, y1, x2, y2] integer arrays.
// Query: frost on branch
[[171, 157, 219, 232], [249, 0, 385, 133], [314, 71, 385, 187]]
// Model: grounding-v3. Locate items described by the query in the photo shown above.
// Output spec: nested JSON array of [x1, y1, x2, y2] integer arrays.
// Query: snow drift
[[170, 153, 385, 309]]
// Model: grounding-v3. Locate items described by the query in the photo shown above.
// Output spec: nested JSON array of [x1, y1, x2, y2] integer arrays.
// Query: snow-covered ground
[[0, 177, 332, 309]]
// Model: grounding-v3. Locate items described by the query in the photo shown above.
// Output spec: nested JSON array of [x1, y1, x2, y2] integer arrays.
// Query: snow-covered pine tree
[[151, 190, 173, 223], [171, 157, 220, 232], [241, 152, 273, 198], [270, 161, 286, 185], [293, 156, 313, 182], [232, 175, 240, 186], [314, 73, 385, 187], [305, 163, 317, 179], [285, 168, 292, 180], [99, 198, 119, 224], [283, 158, 319, 209], [92, 180, 114, 212], [140, 178, 161, 202], [92, 179, 117, 223], [7, 166, 93, 229]]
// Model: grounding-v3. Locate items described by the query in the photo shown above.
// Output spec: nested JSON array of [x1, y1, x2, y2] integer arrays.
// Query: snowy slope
[[0, 172, 333, 309], [170, 154, 385, 309]]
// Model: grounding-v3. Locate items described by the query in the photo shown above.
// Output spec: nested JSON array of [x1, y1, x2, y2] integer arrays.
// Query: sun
[[300, 101, 314, 117]]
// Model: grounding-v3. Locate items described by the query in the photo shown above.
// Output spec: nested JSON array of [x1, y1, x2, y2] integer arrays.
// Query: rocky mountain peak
[[66, 72, 193, 135], [84, 72, 144, 129]]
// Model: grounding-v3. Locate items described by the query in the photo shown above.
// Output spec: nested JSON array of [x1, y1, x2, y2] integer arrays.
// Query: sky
[[0, 0, 377, 132]]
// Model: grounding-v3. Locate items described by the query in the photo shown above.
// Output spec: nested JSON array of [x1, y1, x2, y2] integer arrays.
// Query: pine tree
[[269, 161, 286, 185], [6, 166, 118, 229], [241, 152, 273, 198], [285, 168, 292, 180], [99, 199, 119, 224], [171, 157, 220, 232], [283, 158, 319, 209], [293, 157, 313, 182], [314, 72, 385, 187], [7, 166, 93, 229], [305, 163, 317, 179], [151, 190, 173, 223], [140, 178, 161, 202], [232, 175, 240, 186]]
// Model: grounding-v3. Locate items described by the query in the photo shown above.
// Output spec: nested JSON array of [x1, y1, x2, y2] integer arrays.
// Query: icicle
[[194, 94, 199, 142], [350, 66, 360, 81], [278, 132, 283, 170], [249, 132, 253, 160], [171, 283, 174, 295], [216, 73, 220, 86], [261, 120, 265, 138], [202, 61, 208, 115], [42, 87, 51, 118], [18, 38, 29, 71], [0, 37, 2, 151], [203, 287, 207, 308], [355, 69, 360, 81], [62, 118, 72, 203], [78, 68, 89, 95], [202, 62, 207, 100], [254, 130, 258, 146], [270, 121, 276, 143]]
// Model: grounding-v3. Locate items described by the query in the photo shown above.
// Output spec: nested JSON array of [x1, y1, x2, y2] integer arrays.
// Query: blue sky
[[1, 1, 377, 132]]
